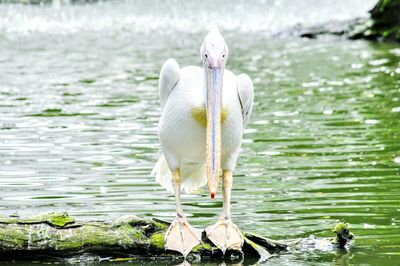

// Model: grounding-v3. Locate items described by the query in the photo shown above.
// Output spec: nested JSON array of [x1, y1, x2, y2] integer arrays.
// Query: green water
[[0, 1, 399, 265]]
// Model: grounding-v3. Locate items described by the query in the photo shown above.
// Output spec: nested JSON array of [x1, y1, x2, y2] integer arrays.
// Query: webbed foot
[[164, 215, 202, 258], [205, 217, 244, 254]]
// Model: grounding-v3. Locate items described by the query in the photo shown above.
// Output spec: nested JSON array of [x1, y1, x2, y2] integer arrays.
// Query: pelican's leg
[[205, 170, 244, 253], [164, 169, 202, 257]]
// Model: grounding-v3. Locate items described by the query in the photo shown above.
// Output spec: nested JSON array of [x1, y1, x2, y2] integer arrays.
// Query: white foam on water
[[0, 0, 377, 36]]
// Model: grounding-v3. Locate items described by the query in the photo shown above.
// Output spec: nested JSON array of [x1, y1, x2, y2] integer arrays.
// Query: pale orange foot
[[205, 218, 244, 254], [164, 216, 202, 258]]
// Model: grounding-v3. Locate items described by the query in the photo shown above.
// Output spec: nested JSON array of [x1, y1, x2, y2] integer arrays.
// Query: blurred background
[[0, 0, 399, 265]]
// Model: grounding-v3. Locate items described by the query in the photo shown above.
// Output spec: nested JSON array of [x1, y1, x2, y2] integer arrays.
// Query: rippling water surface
[[0, 0, 399, 265]]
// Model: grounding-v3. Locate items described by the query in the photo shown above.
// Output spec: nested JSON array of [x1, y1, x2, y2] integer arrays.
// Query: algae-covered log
[[0, 212, 353, 263], [0, 212, 285, 263]]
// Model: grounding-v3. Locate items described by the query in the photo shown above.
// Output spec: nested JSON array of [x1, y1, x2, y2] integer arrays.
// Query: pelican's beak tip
[[210, 192, 216, 200]]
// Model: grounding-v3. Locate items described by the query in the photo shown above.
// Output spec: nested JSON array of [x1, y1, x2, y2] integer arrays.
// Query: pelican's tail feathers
[[152, 155, 207, 194], [152, 154, 174, 193], [181, 163, 207, 194]]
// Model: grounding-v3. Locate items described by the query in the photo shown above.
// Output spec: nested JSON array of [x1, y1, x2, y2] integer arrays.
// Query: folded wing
[[159, 58, 180, 112], [237, 73, 254, 127]]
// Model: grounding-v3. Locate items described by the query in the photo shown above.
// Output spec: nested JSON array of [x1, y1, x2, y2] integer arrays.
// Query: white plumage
[[152, 60, 254, 193], [153, 27, 254, 256], [152, 154, 206, 193]]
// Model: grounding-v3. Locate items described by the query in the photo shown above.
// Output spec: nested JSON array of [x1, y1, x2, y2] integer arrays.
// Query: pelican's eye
[[222, 54, 225, 58], [205, 54, 208, 58]]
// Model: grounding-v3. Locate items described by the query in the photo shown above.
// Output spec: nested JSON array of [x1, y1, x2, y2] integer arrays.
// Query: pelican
[[152, 27, 254, 257]]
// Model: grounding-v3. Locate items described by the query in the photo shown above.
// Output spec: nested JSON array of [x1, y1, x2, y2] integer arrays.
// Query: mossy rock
[[0, 212, 355, 263]]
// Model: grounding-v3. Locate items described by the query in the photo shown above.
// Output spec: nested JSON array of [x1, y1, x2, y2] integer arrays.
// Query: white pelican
[[152, 27, 254, 257]]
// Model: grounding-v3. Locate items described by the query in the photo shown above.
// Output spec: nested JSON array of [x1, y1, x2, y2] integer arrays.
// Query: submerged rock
[[281, 18, 366, 39], [332, 222, 355, 248], [349, 0, 400, 42], [292, 0, 400, 43]]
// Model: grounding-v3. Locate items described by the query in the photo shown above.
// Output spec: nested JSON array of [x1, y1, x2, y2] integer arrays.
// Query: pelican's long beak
[[205, 67, 223, 200]]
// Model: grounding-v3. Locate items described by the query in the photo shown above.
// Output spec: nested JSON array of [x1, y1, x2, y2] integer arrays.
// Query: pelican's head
[[200, 27, 229, 69], [201, 27, 228, 200]]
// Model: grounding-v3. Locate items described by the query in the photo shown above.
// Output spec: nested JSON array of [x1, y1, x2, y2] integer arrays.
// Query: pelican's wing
[[237, 73, 254, 127], [159, 58, 180, 111]]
